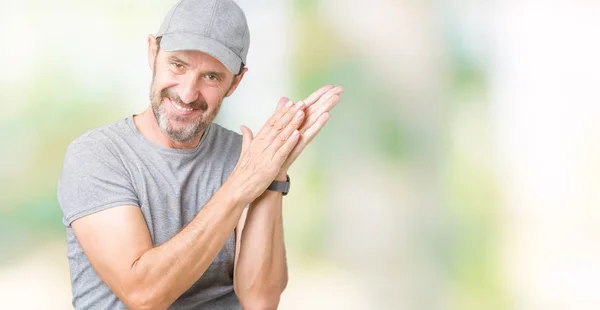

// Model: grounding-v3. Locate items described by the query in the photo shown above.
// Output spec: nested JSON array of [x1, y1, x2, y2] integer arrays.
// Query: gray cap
[[156, 0, 250, 74]]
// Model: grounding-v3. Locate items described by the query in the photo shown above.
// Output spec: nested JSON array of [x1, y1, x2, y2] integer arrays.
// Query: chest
[[121, 148, 238, 294], [124, 150, 233, 245]]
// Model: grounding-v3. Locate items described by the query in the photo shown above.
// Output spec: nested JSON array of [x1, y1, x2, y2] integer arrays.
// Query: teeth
[[173, 102, 193, 112]]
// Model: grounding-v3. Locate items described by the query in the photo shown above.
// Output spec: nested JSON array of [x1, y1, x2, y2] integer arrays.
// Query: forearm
[[235, 175, 288, 308], [125, 182, 246, 309]]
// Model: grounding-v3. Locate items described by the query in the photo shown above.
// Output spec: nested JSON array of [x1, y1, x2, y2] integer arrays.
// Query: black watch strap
[[267, 175, 290, 196]]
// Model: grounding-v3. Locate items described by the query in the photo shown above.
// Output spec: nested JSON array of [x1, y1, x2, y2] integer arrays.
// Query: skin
[[70, 34, 344, 310]]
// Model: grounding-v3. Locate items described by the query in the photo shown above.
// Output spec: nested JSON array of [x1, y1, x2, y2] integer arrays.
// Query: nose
[[178, 77, 200, 104]]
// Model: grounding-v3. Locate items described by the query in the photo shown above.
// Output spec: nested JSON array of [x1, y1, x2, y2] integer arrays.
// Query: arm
[[233, 85, 344, 309], [72, 185, 245, 310], [233, 173, 288, 310], [69, 100, 305, 310]]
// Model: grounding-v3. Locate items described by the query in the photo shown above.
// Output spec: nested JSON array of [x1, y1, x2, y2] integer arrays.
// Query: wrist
[[222, 175, 251, 207], [275, 170, 288, 182], [267, 173, 290, 196]]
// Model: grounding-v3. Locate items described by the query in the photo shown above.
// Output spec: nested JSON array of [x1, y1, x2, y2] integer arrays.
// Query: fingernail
[[296, 100, 305, 108], [292, 130, 299, 136], [285, 100, 293, 108], [296, 110, 304, 119]]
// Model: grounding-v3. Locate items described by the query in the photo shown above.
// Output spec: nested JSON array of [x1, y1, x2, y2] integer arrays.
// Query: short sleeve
[[57, 134, 139, 226]]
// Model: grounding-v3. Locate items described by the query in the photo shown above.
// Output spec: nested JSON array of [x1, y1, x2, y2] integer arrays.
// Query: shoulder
[[208, 123, 242, 151], [63, 118, 132, 169], [210, 123, 242, 142], [66, 118, 131, 153], [204, 123, 243, 166], [58, 119, 139, 225]]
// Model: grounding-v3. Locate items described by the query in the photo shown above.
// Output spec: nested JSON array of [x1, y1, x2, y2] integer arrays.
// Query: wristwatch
[[267, 174, 290, 196]]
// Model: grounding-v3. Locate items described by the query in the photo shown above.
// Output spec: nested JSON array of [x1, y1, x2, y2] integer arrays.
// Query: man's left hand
[[275, 85, 344, 179]]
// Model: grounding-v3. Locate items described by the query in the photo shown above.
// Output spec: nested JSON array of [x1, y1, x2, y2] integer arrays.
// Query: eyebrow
[[167, 56, 228, 78], [167, 56, 189, 66]]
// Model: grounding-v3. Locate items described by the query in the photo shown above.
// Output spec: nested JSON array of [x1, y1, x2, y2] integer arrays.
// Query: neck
[[133, 107, 205, 150]]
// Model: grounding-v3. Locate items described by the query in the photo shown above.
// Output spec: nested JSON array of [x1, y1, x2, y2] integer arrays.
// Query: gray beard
[[147, 60, 235, 143], [154, 102, 210, 143], [150, 87, 219, 143]]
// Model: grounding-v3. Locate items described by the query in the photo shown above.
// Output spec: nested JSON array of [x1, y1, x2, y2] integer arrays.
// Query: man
[[57, 0, 342, 309]]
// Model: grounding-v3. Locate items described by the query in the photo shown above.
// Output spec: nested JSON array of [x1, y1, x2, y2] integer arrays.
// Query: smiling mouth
[[173, 101, 194, 112]]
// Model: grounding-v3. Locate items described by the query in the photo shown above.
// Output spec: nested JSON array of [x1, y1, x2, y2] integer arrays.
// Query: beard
[[149, 80, 221, 143]]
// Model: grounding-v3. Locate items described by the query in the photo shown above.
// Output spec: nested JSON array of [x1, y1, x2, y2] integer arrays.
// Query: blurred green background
[[2, 0, 600, 309]]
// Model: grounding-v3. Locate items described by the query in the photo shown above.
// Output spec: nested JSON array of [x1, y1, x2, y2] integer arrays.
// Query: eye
[[170, 62, 185, 72], [206, 74, 218, 81]]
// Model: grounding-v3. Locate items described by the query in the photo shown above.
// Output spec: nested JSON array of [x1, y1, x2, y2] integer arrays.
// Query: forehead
[[161, 49, 231, 73]]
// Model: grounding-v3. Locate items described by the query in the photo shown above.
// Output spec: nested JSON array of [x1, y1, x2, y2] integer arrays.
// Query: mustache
[[161, 88, 208, 111]]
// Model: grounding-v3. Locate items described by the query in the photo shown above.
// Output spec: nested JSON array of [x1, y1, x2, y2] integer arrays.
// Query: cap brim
[[160, 32, 243, 74]]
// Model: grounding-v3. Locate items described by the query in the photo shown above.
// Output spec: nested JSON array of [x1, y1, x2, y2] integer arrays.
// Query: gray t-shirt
[[57, 116, 243, 309]]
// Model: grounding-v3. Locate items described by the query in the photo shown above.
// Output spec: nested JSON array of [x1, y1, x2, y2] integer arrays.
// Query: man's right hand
[[227, 98, 307, 205]]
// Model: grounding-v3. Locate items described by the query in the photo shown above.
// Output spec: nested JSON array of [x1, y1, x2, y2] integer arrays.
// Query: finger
[[302, 85, 335, 107], [301, 94, 340, 134], [304, 86, 343, 117], [264, 100, 305, 145], [256, 99, 295, 138], [273, 129, 300, 164], [240, 125, 254, 155], [268, 107, 305, 152], [302, 112, 331, 145], [281, 112, 331, 171], [276, 97, 289, 110]]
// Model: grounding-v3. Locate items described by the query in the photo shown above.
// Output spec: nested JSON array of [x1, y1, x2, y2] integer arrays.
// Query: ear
[[225, 67, 248, 97], [147, 35, 159, 71]]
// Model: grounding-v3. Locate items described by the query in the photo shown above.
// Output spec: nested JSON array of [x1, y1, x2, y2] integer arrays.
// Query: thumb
[[240, 125, 254, 155]]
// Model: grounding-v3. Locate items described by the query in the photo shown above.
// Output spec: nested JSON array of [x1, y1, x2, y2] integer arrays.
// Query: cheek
[[152, 71, 179, 92], [200, 86, 227, 108]]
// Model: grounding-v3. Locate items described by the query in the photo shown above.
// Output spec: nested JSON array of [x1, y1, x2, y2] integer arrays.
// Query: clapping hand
[[277, 85, 344, 176]]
